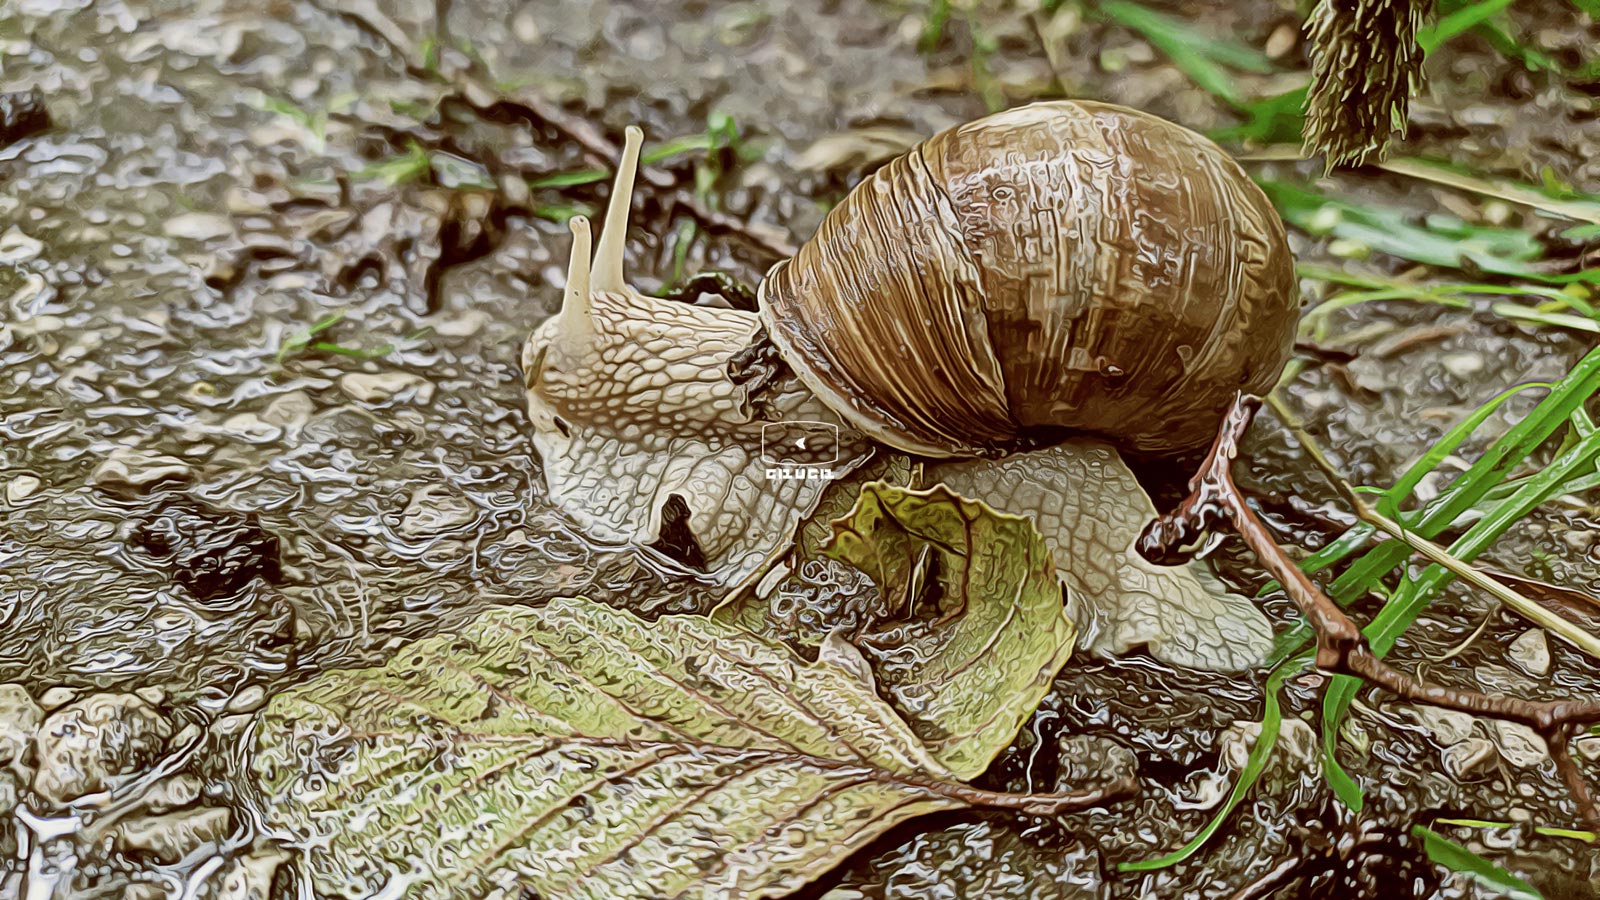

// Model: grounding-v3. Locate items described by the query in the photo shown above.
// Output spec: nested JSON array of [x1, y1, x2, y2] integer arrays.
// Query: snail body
[[523, 102, 1297, 671]]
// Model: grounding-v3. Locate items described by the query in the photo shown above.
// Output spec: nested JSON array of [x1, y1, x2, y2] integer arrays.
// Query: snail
[[523, 101, 1299, 673]]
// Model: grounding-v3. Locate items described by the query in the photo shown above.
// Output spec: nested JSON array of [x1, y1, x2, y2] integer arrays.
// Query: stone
[[33, 693, 174, 803], [397, 484, 476, 538], [1411, 705, 1475, 746], [139, 773, 204, 815], [162, 212, 235, 242], [218, 412, 282, 444], [5, 474, 41, 503], [0, 684, 42, 772], [1442, 737, 1497, 781], [37, 686, 77, 710], [112, 807, 231, 863], [1506, 629, 1550, 677], [91, 447, 193, 490], [208, 847, 290, 900], [259, 390, 314, 434], [339, 371, 434, 404], [225, 685, 267, 714], [1487, 720, 1549, 768], [0, 226, 42, 263]]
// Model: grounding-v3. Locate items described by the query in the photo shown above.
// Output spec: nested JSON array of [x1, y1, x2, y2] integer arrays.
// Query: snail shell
[[758, 101, 1299, 458]]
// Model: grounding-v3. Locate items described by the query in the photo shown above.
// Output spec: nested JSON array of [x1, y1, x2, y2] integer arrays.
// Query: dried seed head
[[1302, 0, 1435, 169]]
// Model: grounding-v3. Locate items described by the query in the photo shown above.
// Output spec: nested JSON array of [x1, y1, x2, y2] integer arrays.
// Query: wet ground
[[1, 0, 1598, 897]]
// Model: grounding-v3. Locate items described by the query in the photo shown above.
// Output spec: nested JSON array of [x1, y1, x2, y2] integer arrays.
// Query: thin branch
[[1138, 394, 1600, 830]]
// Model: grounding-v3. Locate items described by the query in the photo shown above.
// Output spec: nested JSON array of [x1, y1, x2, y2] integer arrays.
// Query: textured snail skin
[[522, 109, 1280, 671], [931, 441, 1272, 671], [523, 133, 873, 587], [759, 101, 1299, 458]]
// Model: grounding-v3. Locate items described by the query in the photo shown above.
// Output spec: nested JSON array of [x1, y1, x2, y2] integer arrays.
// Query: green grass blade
[[1492, 304, 1600, 333], [1382, 382, 1554, 516], [1322, 422, 1600, 806], [1095, 0, 1272, 107], [1434, 818, 1598, 842], [1118, 660, 1301, 871], [1419, 0, 1518, 54], [1260, 180, 1600, 286], [1271, 347, 1600, 808], [1412, 826, 1545, 899]]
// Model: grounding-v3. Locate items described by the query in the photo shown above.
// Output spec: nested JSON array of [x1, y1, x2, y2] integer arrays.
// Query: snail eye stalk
[[593, 124, 643, 295], [553, 214, 594, 341]]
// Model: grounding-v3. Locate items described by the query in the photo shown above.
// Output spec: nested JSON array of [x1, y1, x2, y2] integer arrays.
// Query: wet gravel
[[1, 0, 1598, 897]]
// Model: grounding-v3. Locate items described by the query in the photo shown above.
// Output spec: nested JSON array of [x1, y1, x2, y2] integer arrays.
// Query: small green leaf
[[1412, 826, 1545, 900], [353, 141, 433, 186], [1419, 0, 1518, 54], [526, 167, 609, 189]]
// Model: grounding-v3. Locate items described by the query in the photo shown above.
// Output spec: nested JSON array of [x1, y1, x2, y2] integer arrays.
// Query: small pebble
[[0, 684, 43, 771], [1488, 720, 1549, 768], [260, 390, 314, 433], [37, 686, 76, 710], [1264, 23, 1297, 58], [226, 685, 267, 714], [169, 722, 202, 749], [139, 773, 204, 815], [162, 212, 234, 242], [33, 693, 173, 803], [1442, 737, 1498, 780], [398, 484, 476, 538], [211, 847, 290, 900], [215, 714, 254, 738], [112, 807, 232, 863], [1411, 705, 1474, 746], [90, 447, 193, 490], [219, 412, 282, 444], [1506, 629, 1550, 677], [339, 371, 435, 404], [1441, 351, 1485, 380], [0, 226, 42, 264], [427, 309, 488, 338], [5, 475, 41, 503]]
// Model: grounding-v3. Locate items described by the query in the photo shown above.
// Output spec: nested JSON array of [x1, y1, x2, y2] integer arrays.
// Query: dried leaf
[[825, 482, 1076, 779], [930, 440, 1274, 673], [252, 598, 1076, 900]]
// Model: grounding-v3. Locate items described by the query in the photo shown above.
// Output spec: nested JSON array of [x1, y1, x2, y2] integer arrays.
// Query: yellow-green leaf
[[824, 482, 1076, 780], [251, 598, 1080, 900]]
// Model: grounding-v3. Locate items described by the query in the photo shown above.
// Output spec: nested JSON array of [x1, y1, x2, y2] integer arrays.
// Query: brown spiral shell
[[757, 100, 1299, 458]]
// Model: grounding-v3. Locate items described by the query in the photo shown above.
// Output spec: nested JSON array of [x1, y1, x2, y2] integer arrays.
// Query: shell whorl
[[758, 100, 1299, 457]]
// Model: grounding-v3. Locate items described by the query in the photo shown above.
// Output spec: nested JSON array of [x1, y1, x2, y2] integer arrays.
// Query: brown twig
[[1137, 394, 1600, 830]]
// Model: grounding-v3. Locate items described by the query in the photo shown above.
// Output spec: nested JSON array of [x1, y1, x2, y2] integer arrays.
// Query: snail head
[[519, 124, 868, 587]]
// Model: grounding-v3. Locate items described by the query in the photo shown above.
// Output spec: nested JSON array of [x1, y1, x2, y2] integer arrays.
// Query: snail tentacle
[[593, 125, 642, 294], [522, 126, 874, 587], [553, 215, 593, 343]]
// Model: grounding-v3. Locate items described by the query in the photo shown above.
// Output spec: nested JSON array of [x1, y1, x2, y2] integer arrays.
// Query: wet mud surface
[[1, 0, 1598, 897]]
